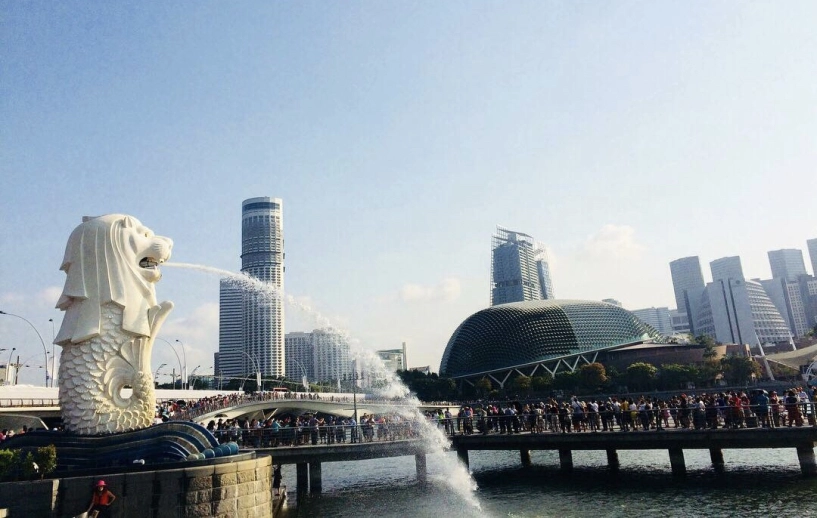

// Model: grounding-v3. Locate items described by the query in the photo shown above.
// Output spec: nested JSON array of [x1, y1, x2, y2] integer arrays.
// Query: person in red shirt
[[86, 479, 116, 518]]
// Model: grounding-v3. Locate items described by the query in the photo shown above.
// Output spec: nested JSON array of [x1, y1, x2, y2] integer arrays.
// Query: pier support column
[[559, 449, 573, 472], [709, 448, 725, 473], [296, 463, 309, 496], [415, 454, 427, 484], [668, 448, 686, 477], [520, 449, 532, 467], [309, 461, 322, 494], [606, 449, 619, 471], [456, 446, 469, 468], [796, 444, 817, 477]]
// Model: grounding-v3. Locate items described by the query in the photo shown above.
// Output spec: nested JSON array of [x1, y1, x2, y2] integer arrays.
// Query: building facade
[[218, 197, 285, 378], [376, 343, 408, 372], [710, 256, 745, 283], [669, 256, 706, 335], [284, 329, 353, 384], [631, 307, 674, 336], [491, 226, 554, 305], [768, 249, 808, 282], [695, 278, 790, 346]]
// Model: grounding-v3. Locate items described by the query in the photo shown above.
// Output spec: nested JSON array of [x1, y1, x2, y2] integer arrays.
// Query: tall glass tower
[[768, 249, 807, 282], [218, 197, 285, 378], [490, 226, 554, 306], [669, 256, 706, 335]]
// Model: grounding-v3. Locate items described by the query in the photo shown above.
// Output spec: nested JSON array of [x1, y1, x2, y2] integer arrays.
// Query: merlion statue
[[54, 214, 174, 435]]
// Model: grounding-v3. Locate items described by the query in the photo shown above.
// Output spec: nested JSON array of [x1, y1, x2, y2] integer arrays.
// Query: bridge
[[174, 395, 452, 424], [250, 439, 435, 495], [449, 426, 817, 477]]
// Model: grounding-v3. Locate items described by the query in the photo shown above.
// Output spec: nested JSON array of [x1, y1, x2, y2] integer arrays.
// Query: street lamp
[[189, 365, 201, 390], [155, 363, 167, 382], [48, 318, 56, 388], [157, 338, 183, 390], [240, 351, 261, 391], [290, 358, 309, 393], [5, 348, 15, 385], [0, 311, 49, 387], [343, 372, 359, 424], [175, 340, 189, 390]]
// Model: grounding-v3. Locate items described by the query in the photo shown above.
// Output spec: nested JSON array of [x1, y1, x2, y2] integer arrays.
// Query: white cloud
[[582, 224, 645, 260], [398, 277, 461, 303]]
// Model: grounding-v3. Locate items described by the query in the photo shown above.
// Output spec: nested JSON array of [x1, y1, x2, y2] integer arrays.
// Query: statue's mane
[[55, 214, 157, 344]]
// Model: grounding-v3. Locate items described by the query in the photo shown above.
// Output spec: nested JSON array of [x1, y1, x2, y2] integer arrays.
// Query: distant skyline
[[2, 3, 817, 384]]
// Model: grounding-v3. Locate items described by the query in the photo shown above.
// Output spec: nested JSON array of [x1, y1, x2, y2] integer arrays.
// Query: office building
[[377, 343, 408, 372], [491, 226, 554, 305], [768, 249, 807, 282], [807, 238, 817, 276], [669, 309, 691, 335], [218, 197, 285, 378], [631, 307, 673, 336], [285, 329, 353, 383], [710, 256, 744, 283], [669, 256, 706, 335], [695, 278, 790, 346]]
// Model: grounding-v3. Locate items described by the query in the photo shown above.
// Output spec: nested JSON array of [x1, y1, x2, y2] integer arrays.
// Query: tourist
[[86, 480, 116, 518], [785, 390, 803, 427]]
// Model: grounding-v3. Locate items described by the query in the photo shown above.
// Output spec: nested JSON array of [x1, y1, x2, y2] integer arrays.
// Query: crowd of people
[[202, 412, 422, 448], [433, 385, 817, 435]]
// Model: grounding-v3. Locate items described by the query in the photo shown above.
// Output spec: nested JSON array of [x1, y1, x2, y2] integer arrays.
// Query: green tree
[[659, 363, 699, 390], [34, 445, 57, 479], [511, 375, 532, 395], [578, 363, 608, 391], [475, 377, 492, 397], [531, 374, 553, 393], [626, 362, 658, 391], [720, 355, 761, 385], [552, 371, 580, 392]]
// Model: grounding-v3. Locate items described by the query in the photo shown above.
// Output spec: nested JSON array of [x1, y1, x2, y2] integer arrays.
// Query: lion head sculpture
[[55, 214, 173, 345]]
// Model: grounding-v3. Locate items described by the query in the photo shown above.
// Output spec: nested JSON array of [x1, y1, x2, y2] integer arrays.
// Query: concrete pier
[[709, 448, 725, 473], [606, 449, 619, 470], [668, 447, 686, 477], [416, 454, 427, 484], [796, 443, 816, 476], [456, 445, 469, 467], [520, 449, 532, 467], [296, 463, 309, 496], [309, 461, 322, 493], [559, 449, 573, 472]]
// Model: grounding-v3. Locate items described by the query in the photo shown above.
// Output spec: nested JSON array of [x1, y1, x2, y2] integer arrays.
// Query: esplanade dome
[[439, 299, 661, 378]]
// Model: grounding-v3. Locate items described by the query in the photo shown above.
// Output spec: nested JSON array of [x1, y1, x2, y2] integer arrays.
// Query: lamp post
[[240, 351, 260, 392], [5, 348, 15, 385], [157, 338, 183, 390], [290, 358, 309, 393], [175, 340, 188, 390], [155, 363, 167, 382], [48, 318, 56, 388], [0, 311, 49, 387], [189, 365, 201, 391]]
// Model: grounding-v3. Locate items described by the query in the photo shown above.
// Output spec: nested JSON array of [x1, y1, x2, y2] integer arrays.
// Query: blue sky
[[2, 2, 816, 385]]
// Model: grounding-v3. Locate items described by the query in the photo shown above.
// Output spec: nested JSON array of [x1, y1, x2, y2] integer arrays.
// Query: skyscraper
[[807, 238, 817, 276], [669, 256, 705, 311], [631, 307, 673, 336], [669, 256, 705, 335], [710, 256, 744, 283], [218, 197, 285, 378], [490, 226, 554, 305], [284, 329, 353, 383], [696, 278, 790, 345], [768, 249, 807, 282]]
